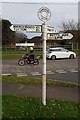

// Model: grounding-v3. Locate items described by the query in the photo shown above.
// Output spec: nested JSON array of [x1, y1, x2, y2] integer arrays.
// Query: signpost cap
[[38, 7, 51, 22]]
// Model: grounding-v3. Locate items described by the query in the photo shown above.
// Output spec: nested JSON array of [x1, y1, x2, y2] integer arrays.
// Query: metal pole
[[42, 22, 47, 105]]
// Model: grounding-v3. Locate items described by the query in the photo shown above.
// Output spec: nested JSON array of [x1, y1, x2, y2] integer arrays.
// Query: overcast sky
[[1, 0, 79, 3], [0, 0, 79, 38]]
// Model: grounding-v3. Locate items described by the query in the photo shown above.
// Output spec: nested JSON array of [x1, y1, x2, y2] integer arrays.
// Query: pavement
[[2, 82, 79, 103]]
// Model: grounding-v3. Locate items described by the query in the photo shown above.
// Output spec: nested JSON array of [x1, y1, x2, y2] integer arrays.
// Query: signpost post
[[38, 7, 51, 105]]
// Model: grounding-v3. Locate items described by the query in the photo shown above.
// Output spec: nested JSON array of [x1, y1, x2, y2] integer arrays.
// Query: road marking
[[2, 73, 11, 76], [46, 71, 54, 74], [68, 69, 78, 73], [17, 74, 27, 77], [68, 69, 76, 71], [56, 70, 67, 74], [58, 71, 67, 74], [17, 73, 27, 77], [70, 70, 78, 73], [56, 70, 65, 72], [31, 72, 41, 76]]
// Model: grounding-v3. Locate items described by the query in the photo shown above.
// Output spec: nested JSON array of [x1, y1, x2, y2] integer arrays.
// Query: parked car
[[46, 47, 76, 60]]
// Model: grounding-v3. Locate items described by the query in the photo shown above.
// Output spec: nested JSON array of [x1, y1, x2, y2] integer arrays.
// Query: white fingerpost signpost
[[10, 7, 73, 106], [38, 7, 51, 105]]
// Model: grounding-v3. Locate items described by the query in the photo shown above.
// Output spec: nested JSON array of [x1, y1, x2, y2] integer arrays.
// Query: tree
[[2, 19, 28, 46], [60, 19, 80, 49], [61, 19, 78, 31], [2, 19, 15, 45]]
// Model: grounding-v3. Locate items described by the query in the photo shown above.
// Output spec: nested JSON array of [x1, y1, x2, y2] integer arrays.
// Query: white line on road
[[17, 74, 27, 77], [68, 69, 78, 73], [2, 73, 11, 76], [46, 71, 54, 74], [68, 69, 76, 71], [56, 70, 67, 74], [57, 71, 67, 74], [31, 72, 41, 76], [17, 73, 27, 77], [70, 70, 78, 73]]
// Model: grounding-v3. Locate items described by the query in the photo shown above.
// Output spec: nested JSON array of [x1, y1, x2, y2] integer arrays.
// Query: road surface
[[2, 58, 79, 84]]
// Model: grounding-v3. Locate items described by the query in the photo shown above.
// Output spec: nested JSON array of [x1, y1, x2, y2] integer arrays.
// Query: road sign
[[47, 26, 58, 33], [47, 33, 73, 40], [10, 24, 42, 33], [16, 43, 34, 47], [62, 33, 73, 39], [47, 33, 63, 40], [10, 24, 58, 34]]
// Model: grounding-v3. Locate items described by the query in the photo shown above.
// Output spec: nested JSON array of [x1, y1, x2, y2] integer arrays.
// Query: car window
[[47, 48, 69, 52], [54, 49, 62, 51], [61, 48, 69, 52], [47, 49, 54, 52]]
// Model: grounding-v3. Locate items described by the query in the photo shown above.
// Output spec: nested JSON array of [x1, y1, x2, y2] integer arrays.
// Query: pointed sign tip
[[10, 25, 15, 31]]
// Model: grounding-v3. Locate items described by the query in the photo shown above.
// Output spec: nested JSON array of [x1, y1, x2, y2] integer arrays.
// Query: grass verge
[[2, 76, 79, 88], [2, 95, 79, 119], [2, 49, 80, 59], [2, 50, 42, 59]]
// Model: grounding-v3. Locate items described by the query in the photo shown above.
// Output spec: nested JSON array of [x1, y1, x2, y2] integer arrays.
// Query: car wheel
[[70, 54, 74, 59], [51, 55, 56, 60]]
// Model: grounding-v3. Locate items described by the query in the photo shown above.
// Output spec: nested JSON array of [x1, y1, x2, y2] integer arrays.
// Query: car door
[[53, 48, 63, 58], [60, 48, 70, 58]]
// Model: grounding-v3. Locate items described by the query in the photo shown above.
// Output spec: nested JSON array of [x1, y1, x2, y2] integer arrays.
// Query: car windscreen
[[47, 49, 55, 52]]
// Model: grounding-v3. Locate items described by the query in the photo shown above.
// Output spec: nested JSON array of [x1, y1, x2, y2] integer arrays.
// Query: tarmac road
[[2, 58, 79, 84]]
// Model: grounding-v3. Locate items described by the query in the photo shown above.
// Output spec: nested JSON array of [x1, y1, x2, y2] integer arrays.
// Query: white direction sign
[[47, 33, 73, 40], [47, 33, 63, 40], [62, 33, 73, 39], [10, 25, 73, 39], [10, 24, 42, 33], [10, 24, 58, 33], [47, 26, 58, 33]]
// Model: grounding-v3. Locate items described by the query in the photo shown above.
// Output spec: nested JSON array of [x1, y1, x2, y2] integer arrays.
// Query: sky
[[1, 0, 80, 3], [0, 0, 79, 38]]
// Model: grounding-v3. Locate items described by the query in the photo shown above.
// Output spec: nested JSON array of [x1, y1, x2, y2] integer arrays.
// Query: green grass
[[2, 49, 80, 59], [2, 76, 79, 88], [2, 95, 79, 119], [2, 50, 42, 59]]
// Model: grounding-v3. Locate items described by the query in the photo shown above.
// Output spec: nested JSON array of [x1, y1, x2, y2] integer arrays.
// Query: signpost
[[38, 7, 51, 106]]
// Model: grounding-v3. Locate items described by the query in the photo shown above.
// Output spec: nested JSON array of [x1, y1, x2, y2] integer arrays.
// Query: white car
[[46, 47, 76, 60]]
